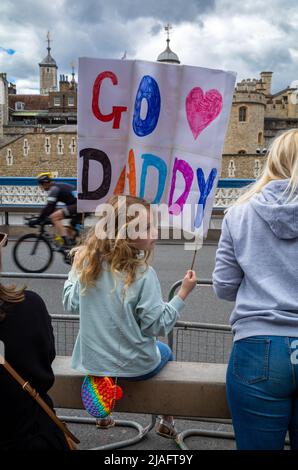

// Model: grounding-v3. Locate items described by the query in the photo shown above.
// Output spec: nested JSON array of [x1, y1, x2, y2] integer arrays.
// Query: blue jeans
[[124, 341, 173, 381], [227, 335, 298, 450]]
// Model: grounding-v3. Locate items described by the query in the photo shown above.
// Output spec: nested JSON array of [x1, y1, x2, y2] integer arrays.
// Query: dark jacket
[[0, 290, 68, 450]]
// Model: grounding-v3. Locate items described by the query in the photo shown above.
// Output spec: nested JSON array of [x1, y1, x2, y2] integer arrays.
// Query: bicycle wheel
[[13, 234, 54, 273]]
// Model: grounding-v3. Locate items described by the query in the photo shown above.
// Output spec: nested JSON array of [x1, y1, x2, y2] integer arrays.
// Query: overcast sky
[[0, 0, 298, 94]]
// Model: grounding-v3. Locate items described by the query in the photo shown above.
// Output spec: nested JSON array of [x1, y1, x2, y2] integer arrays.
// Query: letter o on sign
[[133, 75, 161, 137]]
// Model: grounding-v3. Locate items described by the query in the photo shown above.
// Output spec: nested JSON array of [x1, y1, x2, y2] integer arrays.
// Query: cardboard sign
[[78, 58, 236, 234]]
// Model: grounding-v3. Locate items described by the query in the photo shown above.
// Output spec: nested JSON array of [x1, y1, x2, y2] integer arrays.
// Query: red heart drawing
[[186, 87, 223, 140]]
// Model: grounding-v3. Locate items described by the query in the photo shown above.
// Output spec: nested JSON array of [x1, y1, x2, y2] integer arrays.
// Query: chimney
[[260, 72, 273, 95]]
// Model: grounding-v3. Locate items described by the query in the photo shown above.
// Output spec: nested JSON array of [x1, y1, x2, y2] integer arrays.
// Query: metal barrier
[[168, 279, 232, 364], [51, 314, 79, 356]]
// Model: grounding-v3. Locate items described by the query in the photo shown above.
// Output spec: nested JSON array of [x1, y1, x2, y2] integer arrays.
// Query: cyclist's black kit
[[38, 183, 82, 225]]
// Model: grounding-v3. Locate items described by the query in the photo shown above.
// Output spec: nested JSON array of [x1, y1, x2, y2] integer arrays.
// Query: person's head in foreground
[[71, 195, 158, 290]]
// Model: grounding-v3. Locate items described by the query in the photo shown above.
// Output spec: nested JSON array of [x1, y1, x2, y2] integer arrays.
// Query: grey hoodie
[[213, 179, 298, 341]]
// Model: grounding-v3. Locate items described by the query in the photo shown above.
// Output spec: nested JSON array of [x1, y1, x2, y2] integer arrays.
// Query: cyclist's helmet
[[37, 172, 52, 184]]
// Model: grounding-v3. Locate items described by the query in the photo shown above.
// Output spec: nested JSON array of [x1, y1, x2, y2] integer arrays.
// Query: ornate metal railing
[[0, 177, 254, 209]]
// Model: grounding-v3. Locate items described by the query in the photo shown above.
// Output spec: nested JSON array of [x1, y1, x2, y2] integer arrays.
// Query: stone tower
[[223, 76, 267, 155], [157, 24, 180, 64], [260, 71, 273, 96], [0, 73, 8, 138], [39, 31, 58, 95]]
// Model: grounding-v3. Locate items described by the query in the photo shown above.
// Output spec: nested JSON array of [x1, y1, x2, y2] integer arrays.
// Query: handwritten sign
[[78, 58, 236, 234]]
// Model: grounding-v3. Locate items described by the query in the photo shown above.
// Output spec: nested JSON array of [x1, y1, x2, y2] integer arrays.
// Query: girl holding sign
[[213, 129, 298, 450], [63, 195, 197, 438]]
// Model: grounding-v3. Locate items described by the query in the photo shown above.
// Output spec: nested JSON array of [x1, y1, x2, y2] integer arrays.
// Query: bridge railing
[[0, 177, 254, 210]]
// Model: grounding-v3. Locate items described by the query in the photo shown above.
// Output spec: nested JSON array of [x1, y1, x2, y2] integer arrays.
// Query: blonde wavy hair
[[71, 195, 153, 291], [234, 128, 298, 206]]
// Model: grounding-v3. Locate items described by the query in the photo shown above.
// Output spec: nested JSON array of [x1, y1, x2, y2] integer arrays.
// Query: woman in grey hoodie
[[213, 129, 298, 450]]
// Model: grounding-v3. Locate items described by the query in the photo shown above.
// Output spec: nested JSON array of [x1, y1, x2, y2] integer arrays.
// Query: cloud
[[63, 0, 215, 24], [0, 0, 297, 94]]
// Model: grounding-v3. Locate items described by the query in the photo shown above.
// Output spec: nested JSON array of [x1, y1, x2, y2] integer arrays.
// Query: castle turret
[[39, 31, 58, 95], [157, 24, 180, 64], [224, 77, 266, 154], [260, 71, 273, 96]]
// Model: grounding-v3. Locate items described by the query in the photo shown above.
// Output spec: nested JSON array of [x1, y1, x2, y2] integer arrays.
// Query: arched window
[[238, 149, 247, 155], [258, 132, 263, 144], [239, 106, 247, 122]]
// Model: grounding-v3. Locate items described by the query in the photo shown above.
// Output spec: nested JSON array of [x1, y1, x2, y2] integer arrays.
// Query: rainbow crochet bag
[[81, 376, 123, 418]]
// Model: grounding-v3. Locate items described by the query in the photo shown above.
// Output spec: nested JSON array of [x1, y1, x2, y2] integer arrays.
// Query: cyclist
[[29, 172, 82, 248]]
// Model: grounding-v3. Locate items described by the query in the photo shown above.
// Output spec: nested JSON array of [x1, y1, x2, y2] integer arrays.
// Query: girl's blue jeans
[[124, 341, 173, 381], [227, 335, 298, 450]]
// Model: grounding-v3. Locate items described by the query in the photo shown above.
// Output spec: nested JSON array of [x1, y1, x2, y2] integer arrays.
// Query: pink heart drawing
[[186, 87, 223, 140]]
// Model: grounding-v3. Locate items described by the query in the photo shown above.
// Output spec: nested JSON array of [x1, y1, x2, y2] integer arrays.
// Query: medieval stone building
[[221, 71, 298, 178]]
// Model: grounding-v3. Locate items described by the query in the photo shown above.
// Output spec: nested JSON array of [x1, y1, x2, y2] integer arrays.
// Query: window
[[228, 160, 236, 177], [54, 96, 61, 107], [254, 159, 262, 178], [68, 96, 75, 107], [69, 137, 76, 154], [6, 149, 13, 166], [57, 137, 64, 154], [15, 101, 25, 111], [23, 138, 30, 157], [239, 106, 247, 122], [238, 149, 247, 155], [258, 132, 263, 145], [44, 137, 51, 155]]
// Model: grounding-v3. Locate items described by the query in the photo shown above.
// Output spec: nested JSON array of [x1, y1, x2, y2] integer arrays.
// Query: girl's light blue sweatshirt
[[63, 265, 185, 377], [213, 179, 298, 342]]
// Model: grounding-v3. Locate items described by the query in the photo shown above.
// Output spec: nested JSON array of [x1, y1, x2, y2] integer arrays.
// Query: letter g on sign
[[92, 71, 127, 129]]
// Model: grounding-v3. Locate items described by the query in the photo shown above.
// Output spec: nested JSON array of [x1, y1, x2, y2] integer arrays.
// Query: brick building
[[0, 125, 77, 177]]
